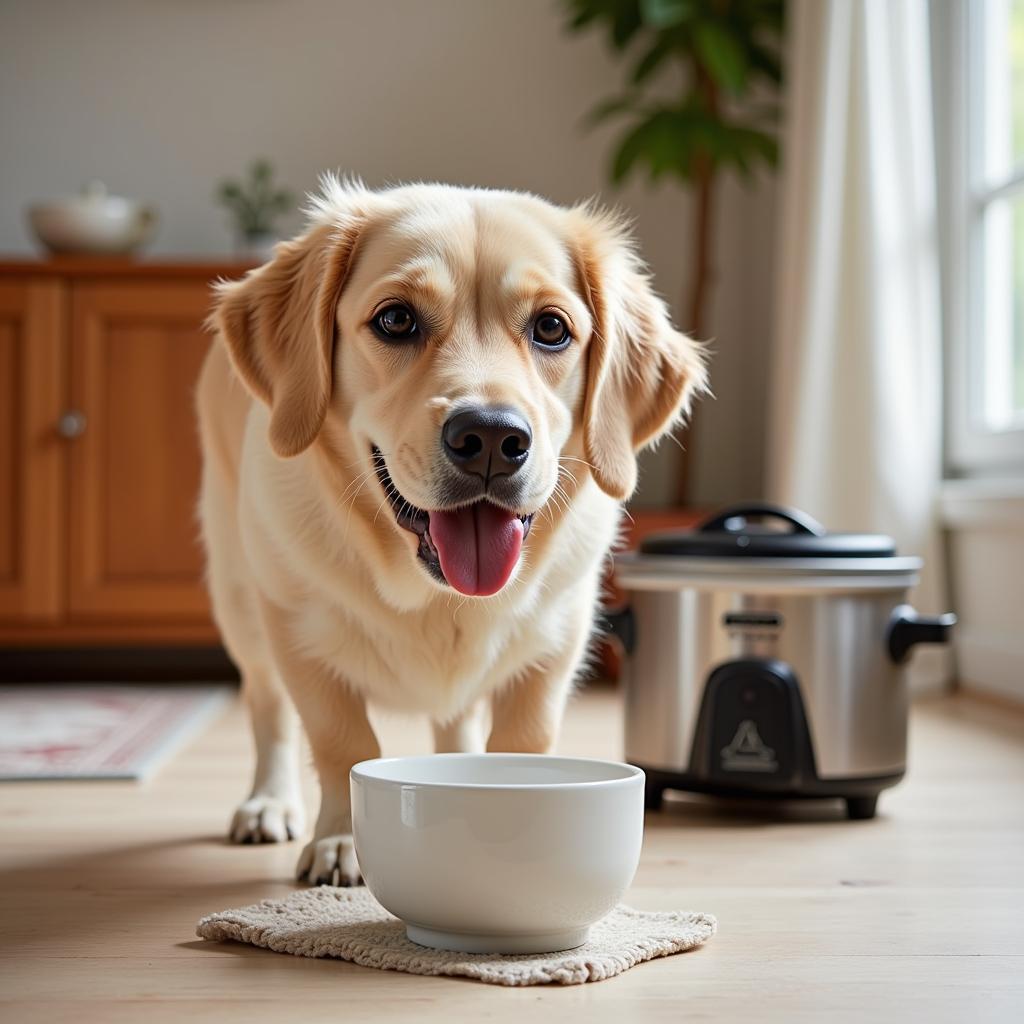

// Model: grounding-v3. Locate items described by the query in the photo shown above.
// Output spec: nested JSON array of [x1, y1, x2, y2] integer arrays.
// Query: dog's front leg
[[487, 621, 591, 753], [258, 597, 380, 886], [432, 701, 485, 753]]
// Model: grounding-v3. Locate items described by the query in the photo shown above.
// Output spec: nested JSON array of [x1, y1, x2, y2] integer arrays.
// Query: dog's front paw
[[229, 794, 306, 845], [296, 834, 362, 887]]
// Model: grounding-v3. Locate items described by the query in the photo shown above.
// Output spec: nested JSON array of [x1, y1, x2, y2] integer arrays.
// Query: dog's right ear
[[211, 218, 363, 457]]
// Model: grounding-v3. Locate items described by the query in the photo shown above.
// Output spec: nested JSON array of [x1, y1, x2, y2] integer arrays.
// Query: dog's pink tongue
[[429, 503, 524, 597]]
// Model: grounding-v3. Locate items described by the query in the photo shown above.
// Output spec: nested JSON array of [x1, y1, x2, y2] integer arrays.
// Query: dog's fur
[[197, 179, 705, 884]]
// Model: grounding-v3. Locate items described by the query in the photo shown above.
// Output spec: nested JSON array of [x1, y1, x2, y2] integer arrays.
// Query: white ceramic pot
[[28, 181, 158, 256], [350, 753, 645, 954]]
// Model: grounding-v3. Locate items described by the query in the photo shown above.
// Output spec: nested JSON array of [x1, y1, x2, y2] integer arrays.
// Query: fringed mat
[[197, 886, 716, 986]]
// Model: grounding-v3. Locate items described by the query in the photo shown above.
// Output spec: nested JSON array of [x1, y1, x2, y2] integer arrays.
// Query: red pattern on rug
[[0, 686, 230, 780]]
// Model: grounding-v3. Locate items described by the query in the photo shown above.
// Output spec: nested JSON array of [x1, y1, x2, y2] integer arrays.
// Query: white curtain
[[768, 0, 952, 689]]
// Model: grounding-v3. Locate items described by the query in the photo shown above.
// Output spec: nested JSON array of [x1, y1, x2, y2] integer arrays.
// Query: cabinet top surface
[[0, 255, 260, 279]]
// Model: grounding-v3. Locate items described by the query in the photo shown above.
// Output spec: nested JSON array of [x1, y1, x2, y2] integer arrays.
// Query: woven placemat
[[197, 886, 716, 986]]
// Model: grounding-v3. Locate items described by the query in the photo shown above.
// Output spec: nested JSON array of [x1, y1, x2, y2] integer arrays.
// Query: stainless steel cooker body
[[610, 505, 956, 820]]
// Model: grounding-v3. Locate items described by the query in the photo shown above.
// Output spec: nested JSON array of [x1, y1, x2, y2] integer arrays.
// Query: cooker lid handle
[[697, 503, 827, 537], [887, 605, 957, 664]]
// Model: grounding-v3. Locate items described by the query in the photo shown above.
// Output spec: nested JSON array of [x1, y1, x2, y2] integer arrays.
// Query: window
[[945, 0, 1024, 471]]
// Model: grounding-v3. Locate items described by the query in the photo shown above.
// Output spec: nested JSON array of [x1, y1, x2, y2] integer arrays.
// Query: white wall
[[0, 0, 776, 508]]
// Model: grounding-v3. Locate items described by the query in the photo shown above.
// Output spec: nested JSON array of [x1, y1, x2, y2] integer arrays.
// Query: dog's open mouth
[[372, 447, 534, 597]]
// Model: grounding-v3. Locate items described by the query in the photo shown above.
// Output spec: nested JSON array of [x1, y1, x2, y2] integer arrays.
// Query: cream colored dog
[[197, 179, 705, 885]]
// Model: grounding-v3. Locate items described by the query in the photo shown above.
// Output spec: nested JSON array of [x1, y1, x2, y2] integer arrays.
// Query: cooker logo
[[721, 720, 778, 773]]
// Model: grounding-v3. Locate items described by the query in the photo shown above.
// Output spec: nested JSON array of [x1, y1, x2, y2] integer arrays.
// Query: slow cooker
[[608, 503, 956, 819]]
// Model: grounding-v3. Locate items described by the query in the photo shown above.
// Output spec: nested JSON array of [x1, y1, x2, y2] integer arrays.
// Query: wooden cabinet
[[68, 282, 213, 621], [0, 280, 64, 623], [0, 258, 252, 647]]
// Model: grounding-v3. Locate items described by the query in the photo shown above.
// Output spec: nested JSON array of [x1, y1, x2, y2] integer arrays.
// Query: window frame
[[942, 0, 1024, 475]]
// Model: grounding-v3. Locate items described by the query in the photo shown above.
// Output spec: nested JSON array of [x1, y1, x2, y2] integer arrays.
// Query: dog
[[197, 178, 705, 885]]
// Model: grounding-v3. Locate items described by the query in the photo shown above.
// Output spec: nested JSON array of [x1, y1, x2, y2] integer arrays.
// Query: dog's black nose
[[442, 406, 532, 480]]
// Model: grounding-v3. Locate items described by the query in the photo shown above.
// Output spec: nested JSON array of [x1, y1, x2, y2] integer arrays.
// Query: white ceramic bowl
[[350, 753, 645, 954], [28, 182, 158, 255]]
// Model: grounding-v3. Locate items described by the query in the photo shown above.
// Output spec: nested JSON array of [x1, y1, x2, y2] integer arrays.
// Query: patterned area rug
[[0, 685, 232, 781]]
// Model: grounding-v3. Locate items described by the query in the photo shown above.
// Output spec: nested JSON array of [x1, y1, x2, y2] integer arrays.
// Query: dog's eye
[[373, 304, 418, 340], [532, 313, 571, 350]]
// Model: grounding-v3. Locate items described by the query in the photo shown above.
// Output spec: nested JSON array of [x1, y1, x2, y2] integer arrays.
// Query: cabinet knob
[[57, 410, 87, 439]]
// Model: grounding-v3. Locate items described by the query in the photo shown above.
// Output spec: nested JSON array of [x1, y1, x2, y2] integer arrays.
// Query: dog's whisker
[[338, 490, 366, 540], [335, 467, 375, 511], [337, 468, 379, 545], [551, 482, 574, 518], [340, 455, 377, 472], [545, 492, 568, 521], [552, 483, 572, 512], [372, 489, 395, 525], [558, 455, 599, 472], [337, 472, 371, 505]]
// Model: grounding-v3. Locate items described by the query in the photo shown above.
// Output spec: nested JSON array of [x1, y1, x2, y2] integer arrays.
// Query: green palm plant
[[563, 0, 785, 342]]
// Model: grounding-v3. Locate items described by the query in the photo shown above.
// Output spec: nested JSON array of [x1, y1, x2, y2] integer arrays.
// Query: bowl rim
[[350, 752, 644, 791]]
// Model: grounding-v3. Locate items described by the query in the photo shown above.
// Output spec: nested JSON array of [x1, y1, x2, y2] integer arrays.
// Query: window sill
[[939, 478, 1024, 529]]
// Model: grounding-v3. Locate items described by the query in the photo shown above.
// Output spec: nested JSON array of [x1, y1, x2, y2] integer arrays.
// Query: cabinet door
[[68, 282, 214, 622], [0, 281, 64, 622]]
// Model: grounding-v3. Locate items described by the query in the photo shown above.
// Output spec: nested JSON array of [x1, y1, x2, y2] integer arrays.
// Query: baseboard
[[0, 646, 240, 683], [955, 628, 1024, 704], [957, 683, 1024, 713]]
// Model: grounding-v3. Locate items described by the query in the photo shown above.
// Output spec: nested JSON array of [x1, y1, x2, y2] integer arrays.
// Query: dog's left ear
[[211, 219, 362, 457], [571, 208, 708, 502]]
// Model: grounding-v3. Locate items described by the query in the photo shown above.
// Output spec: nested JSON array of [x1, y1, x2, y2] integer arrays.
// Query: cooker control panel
[[723, 610, 784, 660], [688, 659, 816, 791]]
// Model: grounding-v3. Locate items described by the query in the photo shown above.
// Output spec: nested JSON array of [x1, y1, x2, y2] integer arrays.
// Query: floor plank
[[0, 685, 1021, 1022]]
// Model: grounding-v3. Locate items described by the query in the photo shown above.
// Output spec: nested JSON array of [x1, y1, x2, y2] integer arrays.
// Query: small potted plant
[[216, 159, 293, 260]]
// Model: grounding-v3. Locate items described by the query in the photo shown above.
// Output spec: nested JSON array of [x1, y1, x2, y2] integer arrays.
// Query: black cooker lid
[[639, 504, 897, 559]]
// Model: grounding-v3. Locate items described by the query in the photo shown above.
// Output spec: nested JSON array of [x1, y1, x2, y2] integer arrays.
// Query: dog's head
[[213, 179, 706, 598]]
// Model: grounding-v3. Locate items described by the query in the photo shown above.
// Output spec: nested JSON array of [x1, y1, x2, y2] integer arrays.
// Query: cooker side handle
[[887, 605, 957, 664], [600, 606, 635, 656]]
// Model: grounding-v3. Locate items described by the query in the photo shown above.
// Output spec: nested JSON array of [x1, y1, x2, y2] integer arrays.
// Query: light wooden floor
[[0, 686, 1022, 1023]]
